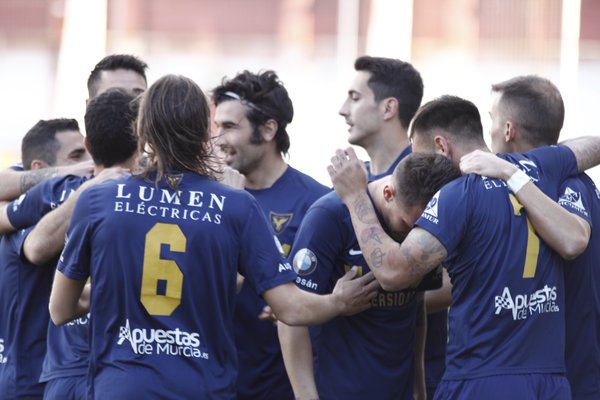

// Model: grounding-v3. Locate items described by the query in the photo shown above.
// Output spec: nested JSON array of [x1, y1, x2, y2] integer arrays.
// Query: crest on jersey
[[165, 173, 184, 189], [270, 212, 293, 234], [292, 248, 317, 276]]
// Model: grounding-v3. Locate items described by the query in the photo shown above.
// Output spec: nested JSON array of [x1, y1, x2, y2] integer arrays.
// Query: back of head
[[212, 70, 294, 154], [354, 56, 424, 129], [87, 54, 148, 98], [491, 75, 564, 146], [410, 95, 484, 147], [21, 118, 80, 170], [137, 74, 215, 182], [85, 88, 139, 167], [394, 152, 461, 207]]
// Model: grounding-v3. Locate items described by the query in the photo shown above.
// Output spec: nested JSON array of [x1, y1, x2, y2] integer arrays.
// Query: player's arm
[[24, 167, 130, 266], [263, 267, 378, 326], [278, 322, 318, 400], [0, 203, 16, 234], [414, 292, 427, 400], [327, 148, 447, 291], [561, 135, 600, 172], [49, 270, 88, 325], [460, 150, 590, 259], [425, 268, 452, 314], [0, 160, 94, 202]]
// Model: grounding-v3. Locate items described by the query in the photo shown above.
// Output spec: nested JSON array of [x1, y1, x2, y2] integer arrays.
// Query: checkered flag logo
[[494, 287, 514, 315], [117, 319, 137, 354]]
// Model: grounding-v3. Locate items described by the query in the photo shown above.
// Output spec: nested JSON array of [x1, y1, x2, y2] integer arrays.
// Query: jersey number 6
[[141, 223, 185, 316]]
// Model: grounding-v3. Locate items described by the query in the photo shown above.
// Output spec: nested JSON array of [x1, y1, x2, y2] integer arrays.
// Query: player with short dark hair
[[35, 88, 140, 399], [0, 118, 89, 398], [485, 75, 599, 400], [86, 54, 148, 100], [339, 55, 423, 179], [280, 152, 460, 400]]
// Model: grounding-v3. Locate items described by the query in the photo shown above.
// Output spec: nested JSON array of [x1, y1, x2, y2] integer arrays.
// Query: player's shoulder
[[284, 166, 330, 194]]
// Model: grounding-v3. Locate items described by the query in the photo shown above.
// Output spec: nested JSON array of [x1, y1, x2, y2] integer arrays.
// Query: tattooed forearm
[[368, 247, 385, 269], [562, 136, 600, 172], [360, 227, 383, 245], [401, 229, 447, 280], [19, 167, 59, 193], [351, 195, 379, 224]]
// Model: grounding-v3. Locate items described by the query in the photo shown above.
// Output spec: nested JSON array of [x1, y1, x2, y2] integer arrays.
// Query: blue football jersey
[[288, 191, 419, 400], [0, 228, 53, 398], [235, 166, 328, 400], [559, 174, 600, 399], [7, 175, 88, 230], [57, 172, 296, 399], [416, 145, 577, 384], [0, 175, 87, 399], [39, 313, 89, 383], [425, 309, 447, 398]]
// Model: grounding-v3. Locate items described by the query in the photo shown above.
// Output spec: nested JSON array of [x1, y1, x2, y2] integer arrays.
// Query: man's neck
[[93, 155, 137, 176], [244, 155, 288, 190], [363, 127, 409, 176]]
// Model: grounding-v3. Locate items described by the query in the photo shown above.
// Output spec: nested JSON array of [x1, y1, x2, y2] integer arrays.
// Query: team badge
[[292, 248, 317, 276], [270, 212, 293, 234]]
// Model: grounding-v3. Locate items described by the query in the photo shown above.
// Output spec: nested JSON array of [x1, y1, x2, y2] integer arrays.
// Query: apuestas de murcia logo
[[494, 285, 559, 320], [117, 319, 208, 359], [0, 338, 7, 364]]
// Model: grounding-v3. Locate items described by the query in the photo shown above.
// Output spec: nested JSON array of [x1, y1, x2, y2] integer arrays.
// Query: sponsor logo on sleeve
[[421, 191, 440, 224], [292, 248, 318, 276], [558, 187, 588, 217]]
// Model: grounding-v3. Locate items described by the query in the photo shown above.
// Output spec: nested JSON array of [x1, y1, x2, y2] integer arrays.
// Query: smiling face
[[338, 71, 383, 147], [213, 100, 266, 176]]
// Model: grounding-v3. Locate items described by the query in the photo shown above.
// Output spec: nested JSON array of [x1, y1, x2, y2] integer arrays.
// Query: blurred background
[[1, 0, 599, 185]]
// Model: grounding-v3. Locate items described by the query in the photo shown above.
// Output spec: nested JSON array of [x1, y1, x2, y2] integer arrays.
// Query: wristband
[[506, 169, 531, 194]]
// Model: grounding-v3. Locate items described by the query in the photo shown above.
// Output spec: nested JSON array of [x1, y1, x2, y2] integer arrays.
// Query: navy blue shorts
[[434, 374, 571, 400], [43, 376, 86, 400]]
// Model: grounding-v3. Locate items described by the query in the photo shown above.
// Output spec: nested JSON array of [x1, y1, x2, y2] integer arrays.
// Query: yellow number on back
[[141, 223, 186, 316], [509, 194, 540, 278]]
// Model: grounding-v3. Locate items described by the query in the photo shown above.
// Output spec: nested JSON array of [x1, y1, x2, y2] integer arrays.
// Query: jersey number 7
[[509, 194, 540, 278]]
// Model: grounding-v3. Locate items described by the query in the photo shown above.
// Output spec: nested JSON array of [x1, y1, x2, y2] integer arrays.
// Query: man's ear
[[29, 159, 49, 170], [433, 134, 451, 157], [260, 119, 278, 142], [383, 183, 396, 203], [505, 120, 517, 143], [381, 98, 399, 122]]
